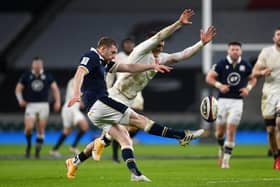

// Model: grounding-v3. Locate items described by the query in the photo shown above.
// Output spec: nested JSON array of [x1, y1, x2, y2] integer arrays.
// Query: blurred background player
[[15, 56, 61, 158], [50, 77, 89, 158], [91, 10, 216, 161], [252, 27, 280, 170], [106, 37, 143, 163], [206, 42, 256, 168]]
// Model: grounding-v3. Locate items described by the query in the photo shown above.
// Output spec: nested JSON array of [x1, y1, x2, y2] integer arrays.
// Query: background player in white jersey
[[91, 10, 216, 161], [206, 42, 256, 168], [252, 27, 280, 170], [15, 57, 61, 158], [50, 78, 89, 157], [106, 37, 143, 163]]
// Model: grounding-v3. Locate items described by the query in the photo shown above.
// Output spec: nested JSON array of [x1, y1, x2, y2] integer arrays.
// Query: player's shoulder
[[82, 49, 100, 61], [261, 45, 274, 53]]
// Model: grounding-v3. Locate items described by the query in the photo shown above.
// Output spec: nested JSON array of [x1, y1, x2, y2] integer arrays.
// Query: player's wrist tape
[[16, 93, 24, 102], [246, 84, 253, 91], [214, 81, 222, 89]]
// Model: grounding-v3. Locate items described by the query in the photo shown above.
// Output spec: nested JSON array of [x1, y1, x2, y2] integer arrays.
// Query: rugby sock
[[102, 133, 112, 146], [217, 137, 225, 148], [147, 123, 185, 139], [35, 137, 44, 158], [72, 130, 85, 148], [122, 148, 142, 176], [112, 140, 120, 162], [25, 134, 32, 158], [223, 141, 235, 161], [72, 151, 90, 166], [53, 133, 67, 150]]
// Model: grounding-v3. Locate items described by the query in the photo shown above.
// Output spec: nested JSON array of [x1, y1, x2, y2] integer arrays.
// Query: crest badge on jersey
[[239, 65, 245, 72]]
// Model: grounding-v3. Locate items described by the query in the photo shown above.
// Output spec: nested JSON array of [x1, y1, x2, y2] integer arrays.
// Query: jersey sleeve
[[47, 73, 55, 85], [213, 61, 223, 75], [106, 61, 119, 73], [256, 48, 267, 67], [18, 73, 28, 86], [79, 56, 95, 74]]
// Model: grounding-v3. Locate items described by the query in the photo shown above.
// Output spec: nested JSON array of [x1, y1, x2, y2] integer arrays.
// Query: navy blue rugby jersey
[[213, 57, 252, 99], [79, 48, 118, 111], [18, 71, 55, 102]]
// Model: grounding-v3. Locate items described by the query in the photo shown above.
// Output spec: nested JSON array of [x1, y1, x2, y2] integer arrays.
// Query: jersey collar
[[226, 55, 241, 64], [90, 47, 105, 61]]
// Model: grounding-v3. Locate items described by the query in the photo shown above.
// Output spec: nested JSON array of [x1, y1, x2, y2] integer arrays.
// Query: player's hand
[[18, 100, 27, 108], [260, 68, 272, 76], [54, 101, 61, 112], [219, 84, 230, 93], [68, 96, 81, 107], [239, 88, 250, 97], [179, 9, 195, 25], [154, 64, 173, 73], [201, 26, 216, 45]]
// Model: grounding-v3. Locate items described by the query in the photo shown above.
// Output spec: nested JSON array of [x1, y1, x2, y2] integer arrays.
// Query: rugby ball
[[200, 96, 218, 122]]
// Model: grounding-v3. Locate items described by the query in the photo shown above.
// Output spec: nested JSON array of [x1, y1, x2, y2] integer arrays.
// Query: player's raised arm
[[50, 82, 61, 112], [163, 26, 216, 65], [135, 9, 195, 55], [116, 63, 173, 74], [68, 67, 87, 107]]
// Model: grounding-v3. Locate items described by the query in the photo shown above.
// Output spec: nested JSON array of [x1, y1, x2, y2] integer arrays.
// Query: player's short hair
[[121, 37, 134, 46], [97, 37, 118, 48], [32, 56, 43, 63], [275, 27, 280, 32], [228, 41, 242, 47]]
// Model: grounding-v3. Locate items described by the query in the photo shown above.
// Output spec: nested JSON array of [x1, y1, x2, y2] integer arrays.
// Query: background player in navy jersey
[[15, 57, 61, 158], [65, 34, 204, 181], [206, 42, 256, 168]]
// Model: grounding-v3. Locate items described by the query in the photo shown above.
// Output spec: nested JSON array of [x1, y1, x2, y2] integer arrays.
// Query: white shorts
[[261, 93, 280, 118], [25, 102, 49, 120], [216, 98, 243, 125], [61, 104, 86, 128], [87, 97, 133, 132]]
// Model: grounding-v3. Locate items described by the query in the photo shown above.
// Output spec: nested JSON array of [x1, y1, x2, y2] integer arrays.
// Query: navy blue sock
[[148, 123, 185, 139], [122, 148, 142, 176], [217, 137, 225, 147], [53, 133, 67, 150], [72, 130, 85, 148]]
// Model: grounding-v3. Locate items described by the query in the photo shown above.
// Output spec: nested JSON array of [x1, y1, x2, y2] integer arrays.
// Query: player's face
[[152, 41, 165, 54], [123, 41, 135, 54], [101, 45, 118, 62], [227, 45, 242, 62], [32, 60, 43, 74], [273, 30, 280, 47]]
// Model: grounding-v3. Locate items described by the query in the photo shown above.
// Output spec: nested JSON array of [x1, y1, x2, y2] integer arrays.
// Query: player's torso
[[217, 60, 250, 99], [80, 51, 109, 110], [262, 46, 280, 95], [113, 52, 163, 99], [23, 72, 52, 102]]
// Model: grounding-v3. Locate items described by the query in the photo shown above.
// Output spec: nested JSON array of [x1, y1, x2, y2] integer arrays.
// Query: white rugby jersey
[[106, 51, 144, 108], [256, 45, 280, 95], [112, 35, 204, 99]]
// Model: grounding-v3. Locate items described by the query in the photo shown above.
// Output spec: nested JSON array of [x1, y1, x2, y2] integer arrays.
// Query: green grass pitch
[[0, 144, 279, 187]]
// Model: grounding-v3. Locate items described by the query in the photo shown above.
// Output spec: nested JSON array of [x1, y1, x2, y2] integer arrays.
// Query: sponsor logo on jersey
[[227, 72, 241, 86]]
